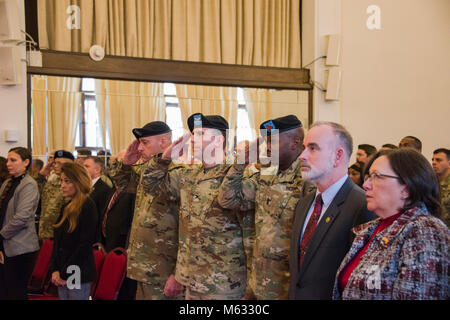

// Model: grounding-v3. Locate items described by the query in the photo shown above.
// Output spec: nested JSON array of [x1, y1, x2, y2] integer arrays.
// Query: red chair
[[90, 243, 107, 297], [28, 239, 54, 294], [92, 247, 127, 300]]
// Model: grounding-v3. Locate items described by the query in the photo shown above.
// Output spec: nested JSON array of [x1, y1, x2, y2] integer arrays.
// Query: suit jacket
[[50, 197, 98, 283], [289, 177, 376, 300], [90, 178, 112, 240], [103, 188, 136, 252], [0, 175, 40, 257]]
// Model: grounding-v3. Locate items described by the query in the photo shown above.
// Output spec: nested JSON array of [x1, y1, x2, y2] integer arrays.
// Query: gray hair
[[310, 121, 353, 159]]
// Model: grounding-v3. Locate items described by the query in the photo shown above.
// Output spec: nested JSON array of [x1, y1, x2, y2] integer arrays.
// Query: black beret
[[187, 113, 229, 133], [54, 150, 75, 161], [132, 121, 172, 139], [260, 115, 302, 135]]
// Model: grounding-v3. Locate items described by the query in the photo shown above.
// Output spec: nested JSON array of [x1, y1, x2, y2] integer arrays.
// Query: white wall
[[0, 0, 27, 157], [303, 0, 450, 163]]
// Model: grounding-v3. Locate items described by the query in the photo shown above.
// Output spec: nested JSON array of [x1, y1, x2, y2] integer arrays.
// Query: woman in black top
[[49, 162, 98, 300]]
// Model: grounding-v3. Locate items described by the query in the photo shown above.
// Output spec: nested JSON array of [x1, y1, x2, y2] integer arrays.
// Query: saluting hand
[[162, 133, 191, 161], [123, 140, 141, 165]]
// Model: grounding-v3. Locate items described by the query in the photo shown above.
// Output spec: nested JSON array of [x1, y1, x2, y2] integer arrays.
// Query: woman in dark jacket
[[0, 148, 40, 300], [50, 162, 98, 300]]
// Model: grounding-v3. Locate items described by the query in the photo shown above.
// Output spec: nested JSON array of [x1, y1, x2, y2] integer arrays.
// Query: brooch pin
[[381, 237, 389, 245], [325, 217, 331, 223]]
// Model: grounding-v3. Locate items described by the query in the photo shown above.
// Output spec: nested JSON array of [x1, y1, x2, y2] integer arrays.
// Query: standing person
[[432, 148, 450, 228], [108, 121, 179, 300], [49, 162, 98, 300], [83, 156, 113, 240], [398, 136, 422, 153], [334, 149, 449, 300], [146, 113, 248, 300], [348, 161, 364, 187], [38, 150, 74, 241], [0, 157, 9, 186], [0, 147, 40, 300], [218, 115, 313, 300], [289, 122, 376, 300], [356, 144, 377, 165]]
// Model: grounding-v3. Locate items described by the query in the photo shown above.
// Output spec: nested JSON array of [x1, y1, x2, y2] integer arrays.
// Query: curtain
[[46, 77, 82, 153], [95, 80, 166, 155], [31, 76, 82, 157], [176, 84, 238, 153], [31, 76, 48, 159], [244, 88, 309, 134], [38, 0, 301, 68]]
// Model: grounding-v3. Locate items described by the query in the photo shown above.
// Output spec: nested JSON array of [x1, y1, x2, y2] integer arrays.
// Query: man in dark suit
[[83, 156, 113, 240], [289, 121, 376, 300]]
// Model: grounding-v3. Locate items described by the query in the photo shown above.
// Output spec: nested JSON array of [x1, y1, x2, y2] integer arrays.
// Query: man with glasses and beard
[[289, 121, 375, 300]]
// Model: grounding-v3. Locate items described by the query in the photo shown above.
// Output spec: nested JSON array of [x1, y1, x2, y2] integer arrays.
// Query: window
[[164, 83, 185, 141], [74, 80, 252, 156], [75, 78, 110, 156]]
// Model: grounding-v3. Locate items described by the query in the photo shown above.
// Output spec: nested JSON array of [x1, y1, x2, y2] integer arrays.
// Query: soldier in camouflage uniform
[[143, 113, 249, 300], [218, 115, 314, 300], [108, 121, 182, 300], [432, 148, 450, 227], [38, 150, 74, 240]]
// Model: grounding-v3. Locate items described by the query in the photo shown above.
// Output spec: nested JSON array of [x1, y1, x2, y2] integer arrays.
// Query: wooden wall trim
[[28, 50, 312, 90]]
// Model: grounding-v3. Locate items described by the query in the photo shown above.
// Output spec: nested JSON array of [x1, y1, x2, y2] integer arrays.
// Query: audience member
[[356, 144, 377, 164], [399, 136, 422, 153], [380, 143, 398, 151], [50, 162, 98, 300], [0, 157, 9, 186], [432, 148, 450, 227], [97, 150, 112, 168], [38, 150, 74, 241], [289, 122, 376, 299], [0, 147, 40, 300], [75, 148, 92, 165], [348, 161, 364, 187], [334, 148, 449, 299], [83, 156, 113, 240]]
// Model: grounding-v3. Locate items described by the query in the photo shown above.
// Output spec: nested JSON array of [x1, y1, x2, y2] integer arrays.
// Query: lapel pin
[[325, 217, 331, 223], [381, 237, 389, 245]]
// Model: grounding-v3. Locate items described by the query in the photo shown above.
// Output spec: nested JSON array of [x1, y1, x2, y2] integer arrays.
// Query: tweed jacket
[[333, 204, 449, 300]]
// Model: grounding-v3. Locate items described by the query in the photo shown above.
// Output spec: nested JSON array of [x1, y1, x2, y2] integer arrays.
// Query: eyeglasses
[[364, 172, 401, 182]]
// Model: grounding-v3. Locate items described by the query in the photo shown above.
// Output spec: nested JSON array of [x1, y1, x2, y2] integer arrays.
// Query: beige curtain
[[244, 88, 309, 133], [38, 0, 301, 67], [95, 80, 166, 155], [47, 77, 82, 153], [176, 84, 238, 152], [31, 76, 82, 156], [31, 76, 48, 159]]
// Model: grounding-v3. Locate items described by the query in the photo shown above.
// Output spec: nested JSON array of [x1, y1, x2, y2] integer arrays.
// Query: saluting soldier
[[143, 113, 249, 300], [432, 148, 450, 227], [108, 121, 182, 300], [38, 150, 74, 241], [218, 115, 314, 300]]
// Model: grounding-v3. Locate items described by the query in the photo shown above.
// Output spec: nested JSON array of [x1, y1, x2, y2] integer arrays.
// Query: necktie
[[102, 189, 121, 238], [299, 193, 323, 267]]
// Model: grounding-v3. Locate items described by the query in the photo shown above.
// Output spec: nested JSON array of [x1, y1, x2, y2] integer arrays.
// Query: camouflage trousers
[[185, 288, 244, 300], [135, 281, 185, 300]]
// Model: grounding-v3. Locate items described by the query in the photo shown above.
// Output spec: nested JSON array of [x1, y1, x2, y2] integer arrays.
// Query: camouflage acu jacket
[[141, 156, 248, 298], [333, 204, 450, 300], [38, 173, 67, 240], [440, 174, 450, 228], [218, 157, 314, 299], [108, 159, 180, 299]]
